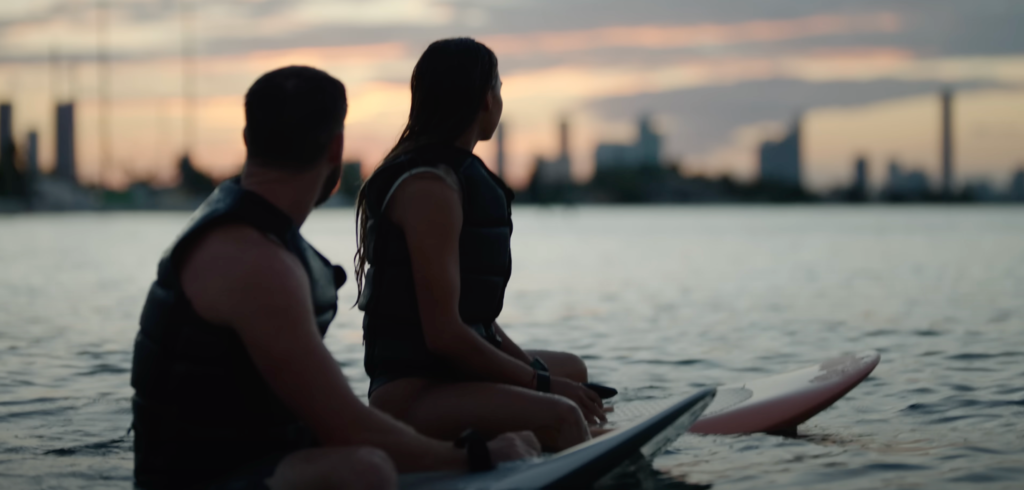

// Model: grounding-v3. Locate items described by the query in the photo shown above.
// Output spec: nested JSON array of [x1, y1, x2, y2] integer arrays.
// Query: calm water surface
[[1, 206, 1023, 489]]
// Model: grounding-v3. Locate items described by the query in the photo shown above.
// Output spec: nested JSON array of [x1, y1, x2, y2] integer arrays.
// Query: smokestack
[[56, 103, 76, 182], [559, 117, 568, 161], [941, 89, 953, 197]]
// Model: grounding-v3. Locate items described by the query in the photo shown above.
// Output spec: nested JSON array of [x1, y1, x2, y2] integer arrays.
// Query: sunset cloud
[[0, 0, 1021, 190], [483, 13, 902, 57]]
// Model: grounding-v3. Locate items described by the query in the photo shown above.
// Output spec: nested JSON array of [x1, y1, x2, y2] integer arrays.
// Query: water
[[1, 206, 1023, 489]]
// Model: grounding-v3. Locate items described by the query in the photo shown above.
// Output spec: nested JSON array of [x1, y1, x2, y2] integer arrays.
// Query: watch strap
[[529, 357, 549, 373], [534, 370, 551, 393]]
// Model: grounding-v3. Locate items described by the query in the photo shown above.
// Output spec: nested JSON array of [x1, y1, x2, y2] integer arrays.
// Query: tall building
[[1010, 168, 1024, 201], [884, 161, 929, 200], [0, 103, 17, 196], [941, 89, 954, 198], [759, 118, 801, 190], [851, 156, 868, 201], [26, 131, 38, 178], [55, 103, 76, 182], [495, 122, 505, 179], [0, 103, 10, 155], [533, 117, 572, 186], [595, 115, 662, 169], [178, 154, 214, 196], [340, 161, 363, 198]]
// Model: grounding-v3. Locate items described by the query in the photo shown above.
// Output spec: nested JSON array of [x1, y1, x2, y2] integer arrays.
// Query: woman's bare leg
[[266, 446, 396, 490], [371, 379, 590, 451], [526, 350, 588, 383], [526, 350, 619, 435]]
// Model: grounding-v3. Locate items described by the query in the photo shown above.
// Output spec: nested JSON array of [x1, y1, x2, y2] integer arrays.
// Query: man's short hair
[[244, 66, 347, 170]]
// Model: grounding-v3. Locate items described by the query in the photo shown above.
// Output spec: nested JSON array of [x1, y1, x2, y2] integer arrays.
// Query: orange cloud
[[238, 43, 409, 68], [482, 13, 902, 56]]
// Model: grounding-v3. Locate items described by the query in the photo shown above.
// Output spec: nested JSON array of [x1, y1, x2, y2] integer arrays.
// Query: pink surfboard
[[608, 351, 880, 435]]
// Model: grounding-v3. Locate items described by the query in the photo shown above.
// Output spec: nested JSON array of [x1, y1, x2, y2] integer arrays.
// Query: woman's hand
[[487, 431, 542, 463], [550, 376, 608, 425]]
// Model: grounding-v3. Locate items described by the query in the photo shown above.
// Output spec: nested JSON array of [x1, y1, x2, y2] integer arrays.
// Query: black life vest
[[130, 177, 345, 488], [359, 144, 514, 390]]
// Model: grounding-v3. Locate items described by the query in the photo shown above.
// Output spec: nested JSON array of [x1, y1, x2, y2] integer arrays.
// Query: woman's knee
[[532, 351, 588, 383], [562, 353, 588, 383]]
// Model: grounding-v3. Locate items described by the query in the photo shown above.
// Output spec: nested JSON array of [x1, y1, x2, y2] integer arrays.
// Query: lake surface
[[1, 206, 1023, 489]]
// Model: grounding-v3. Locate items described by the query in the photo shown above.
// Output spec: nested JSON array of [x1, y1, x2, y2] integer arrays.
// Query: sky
[[0, 0, 1022, 191]]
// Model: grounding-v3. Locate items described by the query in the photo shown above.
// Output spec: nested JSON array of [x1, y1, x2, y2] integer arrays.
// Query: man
[[130, 66, 538, 490]]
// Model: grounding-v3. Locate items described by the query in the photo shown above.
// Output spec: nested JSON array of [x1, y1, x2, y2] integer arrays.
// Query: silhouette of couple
[[131, 38, 610, 490]]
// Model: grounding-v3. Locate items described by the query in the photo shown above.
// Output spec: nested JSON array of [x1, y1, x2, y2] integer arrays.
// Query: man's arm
[[179, 224, 532, 472]]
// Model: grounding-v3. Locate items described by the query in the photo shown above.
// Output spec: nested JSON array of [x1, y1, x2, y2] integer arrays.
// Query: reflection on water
[[1, 206, 1023, 489]]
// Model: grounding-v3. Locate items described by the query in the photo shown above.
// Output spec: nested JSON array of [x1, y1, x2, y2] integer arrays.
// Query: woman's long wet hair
[[353, 38, 499, 302]]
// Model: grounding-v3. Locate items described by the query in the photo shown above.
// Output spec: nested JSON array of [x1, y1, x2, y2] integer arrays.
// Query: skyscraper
[[1010, 168, 1024, 201], [56, 103, 76, 182], [759, 117, 801, 190], [0, 103, 10, 155], [26, 131, 38, 178], [0, 103, 14, 195], [941, 89, 953, 198], [0, 103, 28, 197], [851, 156, 868, 201], [340, 161, 363, 199], [533, 117, 572, 185], [595, 115, 662, 169], [884, 160, 930, 200]]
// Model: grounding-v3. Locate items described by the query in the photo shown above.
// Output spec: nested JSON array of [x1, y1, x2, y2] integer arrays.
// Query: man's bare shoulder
[[179, 223, 309, 327]]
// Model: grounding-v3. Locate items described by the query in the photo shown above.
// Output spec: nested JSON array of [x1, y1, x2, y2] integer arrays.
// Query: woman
[[354, 38, 607, 451]]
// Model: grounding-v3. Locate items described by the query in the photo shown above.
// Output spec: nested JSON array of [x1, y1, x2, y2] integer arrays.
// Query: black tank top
[[131, 177, 345, 488], [359, 144, 513, 393]]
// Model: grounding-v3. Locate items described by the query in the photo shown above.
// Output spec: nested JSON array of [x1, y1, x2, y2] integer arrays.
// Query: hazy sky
[[0, 0, 1022, 190]]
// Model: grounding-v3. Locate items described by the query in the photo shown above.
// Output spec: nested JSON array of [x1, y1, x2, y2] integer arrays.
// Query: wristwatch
[[454, 429, 495, 472], [534, 370, 551, 392], [530, 357, 549, 373]]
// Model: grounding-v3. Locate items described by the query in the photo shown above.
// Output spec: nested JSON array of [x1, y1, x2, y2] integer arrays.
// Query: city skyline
[[0, 1, 1022, 191]]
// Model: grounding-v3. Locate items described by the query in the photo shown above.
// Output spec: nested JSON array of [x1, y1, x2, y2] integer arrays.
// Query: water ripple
[[2, 207, 1024, 489]]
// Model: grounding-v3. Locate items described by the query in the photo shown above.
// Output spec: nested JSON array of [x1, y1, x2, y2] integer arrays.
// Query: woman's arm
[[387, 173, 537, 388], [387, 174, 606, 424]]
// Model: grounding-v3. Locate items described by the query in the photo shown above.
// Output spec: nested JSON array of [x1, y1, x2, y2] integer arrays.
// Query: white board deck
[[398, 388, 715, 490], [607, 351, 880, 435]]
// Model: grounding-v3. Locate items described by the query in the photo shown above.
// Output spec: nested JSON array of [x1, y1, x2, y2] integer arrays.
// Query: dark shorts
[[367, 368, 461, 398], [365, 323, 502, 398]]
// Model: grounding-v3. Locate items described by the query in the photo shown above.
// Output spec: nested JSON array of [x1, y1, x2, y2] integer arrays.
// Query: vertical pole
[[96, 0, 111, 188], [49, 47, 59, 102], [180, 0, 196, 157], [941, 89, 953, 198]]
